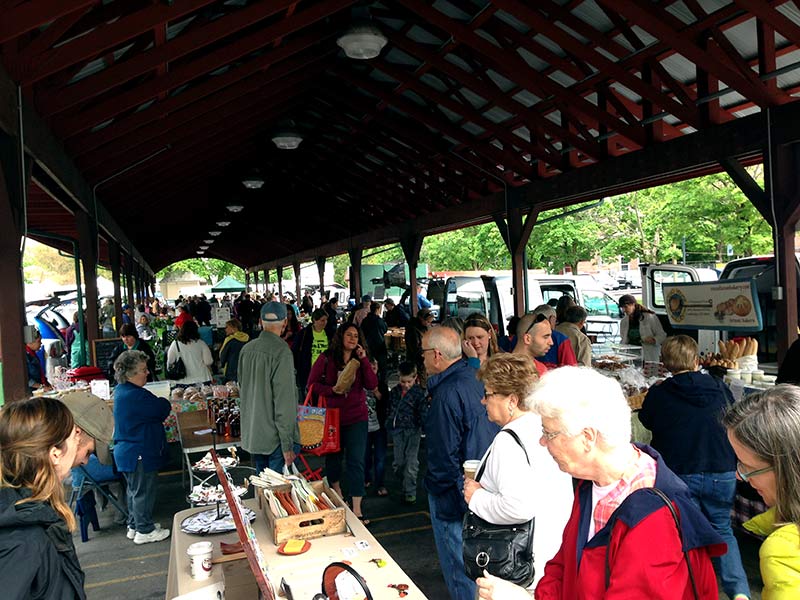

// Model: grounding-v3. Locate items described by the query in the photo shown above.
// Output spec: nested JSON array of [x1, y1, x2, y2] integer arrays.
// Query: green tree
[[422, 223, 510, 270], [157, 259, 245, 283], [526, 202, 605, 273]]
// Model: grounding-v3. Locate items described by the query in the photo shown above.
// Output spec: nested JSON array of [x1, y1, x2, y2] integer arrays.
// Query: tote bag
[[297, 385, 340, 456]]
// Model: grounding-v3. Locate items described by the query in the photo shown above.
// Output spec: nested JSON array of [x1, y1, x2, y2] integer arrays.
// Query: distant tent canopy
[[210, 276, 246, 293]]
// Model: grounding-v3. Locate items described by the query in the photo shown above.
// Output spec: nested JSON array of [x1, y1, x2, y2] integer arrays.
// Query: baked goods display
[[700, 337, 758, 369]]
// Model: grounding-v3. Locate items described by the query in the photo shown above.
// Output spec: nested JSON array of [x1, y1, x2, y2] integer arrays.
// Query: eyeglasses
[[484, 392, 501, 400], [421, 348, 438, 355], [524, 313, 549, 335], [736, 461, 773, 482], [541, 427, 563, 442]]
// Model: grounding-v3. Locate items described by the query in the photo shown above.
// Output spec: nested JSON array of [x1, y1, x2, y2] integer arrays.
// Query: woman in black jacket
[[0, 396, 86, 599], [109, 323, 157, 382]]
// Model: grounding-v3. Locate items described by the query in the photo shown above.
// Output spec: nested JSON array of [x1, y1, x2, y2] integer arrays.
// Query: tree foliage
[[157, 258, 245, 284]]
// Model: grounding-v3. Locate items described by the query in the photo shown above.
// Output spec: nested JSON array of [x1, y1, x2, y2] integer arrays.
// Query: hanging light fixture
[[209, 230, 222, 236], [216, 221, 231, 227], [196, 250, 205, 255], [226, 204, 244, 213], [337, 22, 387, 60], [272, 131, 303, 150], [199, 245, 209, 250], [242, 175, 265, 189], [204, 239, 214, 244]]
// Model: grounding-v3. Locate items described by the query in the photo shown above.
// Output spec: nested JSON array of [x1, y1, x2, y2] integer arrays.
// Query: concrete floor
[[74, 443, 765, 600]]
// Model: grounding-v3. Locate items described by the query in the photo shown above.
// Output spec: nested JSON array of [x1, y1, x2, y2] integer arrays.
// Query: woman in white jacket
[[464, 353, 573, 590], [618, 294, 667, 363], [167, 321, 213, 386]]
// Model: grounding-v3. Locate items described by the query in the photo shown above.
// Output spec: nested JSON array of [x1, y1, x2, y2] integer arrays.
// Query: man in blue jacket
[[422, 326, 500, 600]]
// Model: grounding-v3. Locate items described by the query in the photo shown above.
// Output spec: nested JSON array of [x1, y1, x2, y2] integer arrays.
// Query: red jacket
[[535, 445, 725, 600]]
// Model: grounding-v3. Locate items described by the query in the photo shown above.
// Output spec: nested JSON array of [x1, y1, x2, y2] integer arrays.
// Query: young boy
[[387, 361, 427, 504]]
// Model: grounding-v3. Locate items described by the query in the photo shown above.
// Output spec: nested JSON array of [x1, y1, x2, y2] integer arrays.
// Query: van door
[[445, 277, 488, 321], [580, 288, 621, 343], [641, 265, 718, 356]]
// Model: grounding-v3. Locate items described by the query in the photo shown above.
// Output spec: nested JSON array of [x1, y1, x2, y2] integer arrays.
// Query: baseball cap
[[121, 304, 131, 310], [260, 301, 287, 322], [361, 294, 372, 302], [60, 390, 115, 465]]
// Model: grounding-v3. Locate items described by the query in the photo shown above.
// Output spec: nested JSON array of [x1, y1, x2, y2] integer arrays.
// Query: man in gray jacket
[[238, 301, 300, 473]]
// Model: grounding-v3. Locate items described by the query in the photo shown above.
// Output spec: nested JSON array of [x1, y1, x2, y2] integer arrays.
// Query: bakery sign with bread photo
[[662, 278, 762, 331]]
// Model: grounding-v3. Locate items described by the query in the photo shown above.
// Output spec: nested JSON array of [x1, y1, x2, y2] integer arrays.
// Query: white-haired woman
[[113, 350, 171, 545], [477, 366, 724, 600], [723, 385, 800, 599], [466, 354, 572, 590]]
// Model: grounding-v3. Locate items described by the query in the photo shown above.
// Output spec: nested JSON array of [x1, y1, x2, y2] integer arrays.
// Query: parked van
[[437, 272, 622, 343]]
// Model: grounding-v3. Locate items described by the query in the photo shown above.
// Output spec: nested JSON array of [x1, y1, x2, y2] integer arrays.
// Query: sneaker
[[127, 523, 162, 540], [133, 527, 170, 545]]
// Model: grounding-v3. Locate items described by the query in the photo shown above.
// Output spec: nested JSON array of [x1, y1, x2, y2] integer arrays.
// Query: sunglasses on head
[[524, 313, 549, 335]]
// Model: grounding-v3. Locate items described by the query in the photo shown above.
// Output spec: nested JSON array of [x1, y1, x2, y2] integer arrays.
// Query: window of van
[[651, 270, 694, 308], [540, 285, 574, 306], [448, 293, 486, 320], [582, 290, 618, 317]]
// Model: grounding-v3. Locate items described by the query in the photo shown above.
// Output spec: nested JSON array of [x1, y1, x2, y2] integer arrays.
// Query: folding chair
[[68, 457, 127, 542]]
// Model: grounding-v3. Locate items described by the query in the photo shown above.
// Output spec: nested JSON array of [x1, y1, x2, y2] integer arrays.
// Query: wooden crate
[[261, 481, 346, 545]]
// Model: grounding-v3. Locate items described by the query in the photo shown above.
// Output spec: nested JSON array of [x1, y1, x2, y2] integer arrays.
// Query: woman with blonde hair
[[0, 396, 86, 599], [463, 313, 501, 367], [724, 385, 800, 598]]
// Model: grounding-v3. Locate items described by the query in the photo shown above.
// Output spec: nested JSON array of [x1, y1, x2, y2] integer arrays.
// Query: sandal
[[356, 514, 371, 526], [376, 487, 389, 497]]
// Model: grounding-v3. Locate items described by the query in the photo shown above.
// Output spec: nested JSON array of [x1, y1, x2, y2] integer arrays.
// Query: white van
[[439, 273, 622, 342]]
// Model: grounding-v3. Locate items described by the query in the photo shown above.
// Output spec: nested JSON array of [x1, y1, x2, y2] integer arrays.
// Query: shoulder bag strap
[[604, 488, 699, 600], [476, 428, 530, 482]]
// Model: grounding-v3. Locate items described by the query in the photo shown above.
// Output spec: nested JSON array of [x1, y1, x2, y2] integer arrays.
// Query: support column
[[109, 239, 123, 333], [316, 257, 326, 303], [349, 248, 363, 301], [400, 233, 423, 316], [125, 255, 135, 310], [767, 141, 800, 361], [293, 262, 302, 306], [76, 211, 100, 348], [252, 270, 259, 296], [495, 189, 538, 321], [262, 270, 269, 297], [0, 132, 28, 402], [245, 271, 251, 293], [277, 266, 284, 301]]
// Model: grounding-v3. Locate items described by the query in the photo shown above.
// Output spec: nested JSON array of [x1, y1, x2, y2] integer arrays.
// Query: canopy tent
[[210, 276, 245, 293]]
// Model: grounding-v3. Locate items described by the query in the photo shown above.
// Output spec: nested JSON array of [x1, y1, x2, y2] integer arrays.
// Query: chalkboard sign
[[92, 338, 121, 378]]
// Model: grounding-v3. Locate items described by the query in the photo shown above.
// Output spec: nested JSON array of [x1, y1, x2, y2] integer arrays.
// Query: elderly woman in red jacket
[[477, 366, 725, 600]]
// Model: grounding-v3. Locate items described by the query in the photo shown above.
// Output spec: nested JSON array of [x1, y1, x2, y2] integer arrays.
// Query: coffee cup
[[187, 541, 213, 580], [463, 460, 481, 480]]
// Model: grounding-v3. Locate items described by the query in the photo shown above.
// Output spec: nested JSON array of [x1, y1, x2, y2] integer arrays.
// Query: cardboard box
[[261, 481, 346, 545]]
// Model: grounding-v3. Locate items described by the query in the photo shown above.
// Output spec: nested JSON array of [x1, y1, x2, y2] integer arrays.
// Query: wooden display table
[[176, 411, 241, 492], [166, 498, 427, 599]]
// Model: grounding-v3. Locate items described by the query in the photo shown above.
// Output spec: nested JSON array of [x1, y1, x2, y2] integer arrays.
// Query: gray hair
[[530, 366, 631, 449], [723, 385, 800, 529], [113, 350, 148, 385], [425, 326, 463, 361], [531, 304, 556, 319]]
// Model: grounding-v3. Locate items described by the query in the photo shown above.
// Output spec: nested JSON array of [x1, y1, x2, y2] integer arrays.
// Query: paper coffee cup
[[187, 541, 213, 580], [463, 460, 481, 480]]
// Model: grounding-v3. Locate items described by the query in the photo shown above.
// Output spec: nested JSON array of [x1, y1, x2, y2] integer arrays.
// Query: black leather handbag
[[166, 341, 187, 380], [462, 429, 535, 587]]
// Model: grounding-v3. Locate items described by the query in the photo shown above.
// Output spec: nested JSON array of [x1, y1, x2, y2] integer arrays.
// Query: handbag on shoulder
[[166, 341, 187, 380], [462, 429, 535, 587]]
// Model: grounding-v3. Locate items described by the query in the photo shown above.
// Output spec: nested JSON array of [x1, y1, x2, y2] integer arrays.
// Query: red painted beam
[[67, 34, 334, 155], [601, 0, 784, 108], [24, 0, 218, 84], [76, 66, 322, 172], [41, 0, 354, 118], [0, 0, 97, 45], [49, 5, 353, 137]]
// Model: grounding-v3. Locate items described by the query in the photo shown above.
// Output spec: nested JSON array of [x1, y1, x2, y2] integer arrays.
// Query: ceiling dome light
[[272, 132, 303, 150], [337, 22, 387, 60], [242, 176, 264, 189], [209, 231, 222, 236], [203, 239, 214, 244], [199, 245, 209, 250], [216, 221, 231, 227], [226, 204, 244, 213], [196, 250, 205, 255]]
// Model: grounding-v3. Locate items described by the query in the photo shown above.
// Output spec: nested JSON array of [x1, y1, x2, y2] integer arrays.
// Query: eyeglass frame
[[524, 313, 550, 336], [736, 461, 773, 482], [540, 427, 563, 442]]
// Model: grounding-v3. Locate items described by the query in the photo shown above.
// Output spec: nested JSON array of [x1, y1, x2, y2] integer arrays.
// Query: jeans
[[679, 472, 750, 598], [392, 429, 421, 496], [428, 493, 476, 600], [253, 443, 302, 474], [365, 428, 387, 488], [123, 459, 158, 534], [325, 421, 368, 497]]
